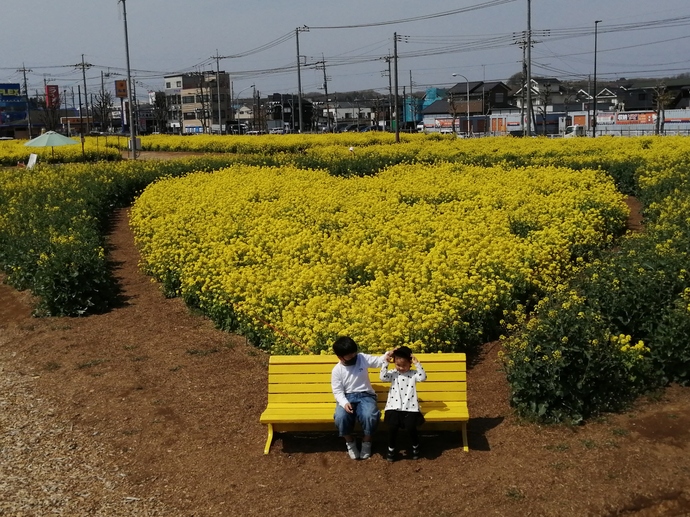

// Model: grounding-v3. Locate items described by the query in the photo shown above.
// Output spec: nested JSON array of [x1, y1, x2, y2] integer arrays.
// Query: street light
[[452, 73, 471, 136], [592, 20, 602, 138]]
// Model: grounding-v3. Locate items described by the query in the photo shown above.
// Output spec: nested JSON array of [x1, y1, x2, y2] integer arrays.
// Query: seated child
[[380, 346, 426, 461], [331, 336, 392, 460]]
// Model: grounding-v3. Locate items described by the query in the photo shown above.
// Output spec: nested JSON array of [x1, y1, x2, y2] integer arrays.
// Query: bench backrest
[[267, 353, 467, 406]]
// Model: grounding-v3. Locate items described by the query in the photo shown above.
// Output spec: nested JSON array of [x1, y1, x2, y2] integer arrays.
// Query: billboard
[[0, 83, 21, 97], [45, 85, 60, 108], [0, 83, 27, 124], [616, 112, 656, 125], [115, 80, 128, 99]]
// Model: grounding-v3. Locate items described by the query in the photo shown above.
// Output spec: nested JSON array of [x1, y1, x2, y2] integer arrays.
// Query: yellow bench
[[259, 353, 469, 454]]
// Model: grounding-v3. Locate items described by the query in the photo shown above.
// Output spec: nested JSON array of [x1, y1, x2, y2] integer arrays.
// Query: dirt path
[[1, 207, 689, 516]]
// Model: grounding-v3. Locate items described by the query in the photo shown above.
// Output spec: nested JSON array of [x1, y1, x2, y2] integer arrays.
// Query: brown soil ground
[[1, 170, 689, 516]]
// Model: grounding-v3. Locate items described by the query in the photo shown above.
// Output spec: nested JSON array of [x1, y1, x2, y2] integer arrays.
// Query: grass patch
[[505, 487, 525, 500], [43, 361, 61, 372], [545, 443, 570, 452], [76, 359, 107, 369], [580, 439, 597, 449], [550, 461, 571, 471], [186, 347, 219, 357]]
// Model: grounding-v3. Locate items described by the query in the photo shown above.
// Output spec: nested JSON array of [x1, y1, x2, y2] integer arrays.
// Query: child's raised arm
[[413, 356, 427, 382], [380, 362, 394, 381]]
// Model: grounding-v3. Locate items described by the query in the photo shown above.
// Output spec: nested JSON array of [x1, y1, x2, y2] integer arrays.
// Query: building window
[[182, 95, 195, 104], [495, 92, 504, 103], [176, 81, 182, 88], [183, 112, 196, 120]]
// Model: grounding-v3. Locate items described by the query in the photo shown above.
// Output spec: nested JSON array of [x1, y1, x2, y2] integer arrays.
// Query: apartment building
[[164, 71, 231, 134]]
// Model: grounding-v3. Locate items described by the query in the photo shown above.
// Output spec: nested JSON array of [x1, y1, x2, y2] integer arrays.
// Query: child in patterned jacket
[[379, 346, 426, 462]]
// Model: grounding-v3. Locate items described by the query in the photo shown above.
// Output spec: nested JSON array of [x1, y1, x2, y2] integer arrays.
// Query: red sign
[[115, 80, 128, 99], [45, 85, 60, 108]]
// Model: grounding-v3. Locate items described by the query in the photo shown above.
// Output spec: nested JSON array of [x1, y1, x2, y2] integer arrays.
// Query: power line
[[307, 0, 517, 29]]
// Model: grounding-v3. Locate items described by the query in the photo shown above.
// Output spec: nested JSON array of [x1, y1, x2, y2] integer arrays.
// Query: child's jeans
[[334, 392, 380, 437]]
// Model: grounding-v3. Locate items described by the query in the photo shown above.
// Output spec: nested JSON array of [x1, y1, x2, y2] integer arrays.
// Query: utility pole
[[393, 33, 400, 143], [78, 85, 85, 156], [214, 50, 223, 134], [515, 37, 528, 136], [119, 0, 137, 158], [382, 56, 393, 128], [63, 88, 68, 133], [317, 57, 331, 132], [75, 54, 93, 133], [592, 20, 602, 138], [295, 26, 309, 133], [409, 70, 414, 129], [514, 24, 548, 136], [18, 64, 33, 137], [526, 0, 532, 136]]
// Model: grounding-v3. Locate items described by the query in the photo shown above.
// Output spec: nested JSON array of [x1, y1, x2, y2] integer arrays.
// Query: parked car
[[359, 125, 386, 132]]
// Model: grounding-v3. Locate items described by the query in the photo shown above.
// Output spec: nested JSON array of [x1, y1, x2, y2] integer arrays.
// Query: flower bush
[[130, 162, 627, 355], [0, 156, 243, 315], [502, 136, 690, 422], [0, 136, 121, 166]]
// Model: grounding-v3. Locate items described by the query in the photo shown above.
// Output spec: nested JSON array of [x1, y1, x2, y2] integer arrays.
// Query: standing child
[[331, 336, 393, 460], [380, 346, 426, 462]]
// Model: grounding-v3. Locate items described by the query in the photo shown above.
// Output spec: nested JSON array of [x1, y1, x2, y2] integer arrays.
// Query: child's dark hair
[[333, 336, 358, 357], [392, 346, 412, 361]]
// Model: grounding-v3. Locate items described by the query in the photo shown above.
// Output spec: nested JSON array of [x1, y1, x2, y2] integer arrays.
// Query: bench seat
[[260, 353, 469, 454]]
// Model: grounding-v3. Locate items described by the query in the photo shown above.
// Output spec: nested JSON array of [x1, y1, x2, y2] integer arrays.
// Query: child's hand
[[411, 354, 419, 364], [384, 350, 394, 363]]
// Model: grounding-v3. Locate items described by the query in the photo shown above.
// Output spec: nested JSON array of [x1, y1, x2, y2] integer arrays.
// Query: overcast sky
[[3, 0, 689, 101]]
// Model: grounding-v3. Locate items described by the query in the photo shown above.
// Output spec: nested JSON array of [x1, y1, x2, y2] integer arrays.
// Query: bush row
[[0, 156, 243, 315], [502, 142, 690, 423]]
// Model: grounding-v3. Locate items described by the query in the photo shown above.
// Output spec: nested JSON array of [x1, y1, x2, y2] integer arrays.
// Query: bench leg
[[263, 424, 274, 455], [461, 422, 469, 452]]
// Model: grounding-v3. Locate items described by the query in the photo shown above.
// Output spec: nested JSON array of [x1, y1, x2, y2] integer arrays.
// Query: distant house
[[420, 81, 511, 134], [513, 78, 567, 112], [615, 79, 690, 111]]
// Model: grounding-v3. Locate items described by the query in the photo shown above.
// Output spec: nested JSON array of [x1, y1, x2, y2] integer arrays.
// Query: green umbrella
[[25, 131, 78, 158]]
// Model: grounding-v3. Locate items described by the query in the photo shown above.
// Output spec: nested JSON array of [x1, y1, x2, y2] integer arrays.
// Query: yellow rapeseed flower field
[[131, 159, 627, 354]]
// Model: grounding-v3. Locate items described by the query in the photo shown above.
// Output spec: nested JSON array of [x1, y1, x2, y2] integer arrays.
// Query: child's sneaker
[[360, 441, 372, 460], [411, 444, 420, 460], [346, 441, 360, 460], [386, 447, 396, 463]]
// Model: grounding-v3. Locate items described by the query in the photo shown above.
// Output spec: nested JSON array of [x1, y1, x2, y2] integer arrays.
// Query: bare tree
[[448, 92, 460, 134], [36, 96, 61, 132], [92, 90, 114, 132], [537, 82, 552, 135], [653, 82, 674, 135], [151, 91, 168, 133], [196, 75, 211, 133]]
